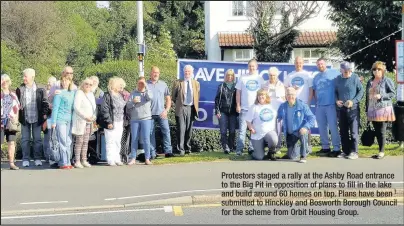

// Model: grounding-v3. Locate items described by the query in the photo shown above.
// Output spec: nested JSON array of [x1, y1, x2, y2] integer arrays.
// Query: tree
[[327, 0, 403, 71], [247, 1, 322, 62], [1, 1, 70, 81], [152, 1, 205, 59]]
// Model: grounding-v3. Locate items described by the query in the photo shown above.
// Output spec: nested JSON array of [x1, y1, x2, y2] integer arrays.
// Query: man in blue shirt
[[335, 62, 364, 159], [277, 87, 315, 163], [147, 66, 174, 158], [312, 58, 341, 157]]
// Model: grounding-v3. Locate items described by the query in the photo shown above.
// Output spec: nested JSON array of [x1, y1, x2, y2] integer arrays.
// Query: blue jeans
[[43, 130, 51, 161], [130, 120, 152, 160], [55, 121, 72, 167], [150, 115, 172, 155], [219, 112, 237, 152], [286, 133, 309, 159], [315, 105, 341, 151], [236, 110, 253, 154], [21, 123, 43, 161]]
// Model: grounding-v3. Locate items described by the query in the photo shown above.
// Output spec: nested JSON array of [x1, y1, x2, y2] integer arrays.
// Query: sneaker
[[377, 152, 385, 159], [34, 160, 42, 166], [337, 152, 347, 158], [298, 158, 307, 163], [165, 153, 174, 158], [81, 161, 92, 168], [328, 151, 341, 158], [145, 159, 153, 165], [22, 161, 30, 167], [74, 162, 84, 168], [116, 161, 124, 166], [347, 153, 359, 160], [108, 162, 117, 166]]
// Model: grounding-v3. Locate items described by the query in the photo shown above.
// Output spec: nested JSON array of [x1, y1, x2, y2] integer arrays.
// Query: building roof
[[218, 31, 337, 48]]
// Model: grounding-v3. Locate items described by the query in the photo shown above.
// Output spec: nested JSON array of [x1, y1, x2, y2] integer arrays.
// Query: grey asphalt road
[[1, 156, 403, 213], [1, 205, 403, 224]]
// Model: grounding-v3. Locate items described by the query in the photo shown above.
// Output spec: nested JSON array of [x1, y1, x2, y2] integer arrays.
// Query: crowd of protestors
[[0, 57, 398, 170]]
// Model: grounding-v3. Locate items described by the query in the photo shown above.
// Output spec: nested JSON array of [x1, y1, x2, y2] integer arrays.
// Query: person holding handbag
[[72, 78, 97, 168], [1, 74, 20, 170], [365, 61, 396, 159], [214, 69, 237, 154]]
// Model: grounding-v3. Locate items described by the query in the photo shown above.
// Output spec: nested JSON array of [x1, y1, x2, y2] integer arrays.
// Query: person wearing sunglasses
[[365, 61, 396, 159], [71, 78, 97, 168]]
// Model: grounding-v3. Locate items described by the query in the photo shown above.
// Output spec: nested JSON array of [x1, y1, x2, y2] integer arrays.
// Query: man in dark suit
[[172, 65, 200, 156]]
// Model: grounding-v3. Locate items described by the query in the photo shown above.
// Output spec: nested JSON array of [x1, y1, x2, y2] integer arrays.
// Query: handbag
[[6, 117, 21, 132], [361, 122, 376, 147]]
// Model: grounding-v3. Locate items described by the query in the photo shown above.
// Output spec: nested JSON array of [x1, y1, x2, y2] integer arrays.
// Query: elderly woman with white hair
[[262, 66, 286, 151], [98, 77, 126, 166], [172, 64, 201, 156], [1, 74, 20, 170], [89, 75, 104, 105], [71, 78, 97, 168]]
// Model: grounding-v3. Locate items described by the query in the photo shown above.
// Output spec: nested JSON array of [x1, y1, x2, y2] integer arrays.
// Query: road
[[1, 156, 403, 213], [1, 205, 403, 224]]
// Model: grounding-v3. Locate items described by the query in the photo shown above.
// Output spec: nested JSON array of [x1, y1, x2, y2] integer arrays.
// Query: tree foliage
[[247, 1, 322, 62], [327, 0, 403, 71], [152, 1, 205, 59]]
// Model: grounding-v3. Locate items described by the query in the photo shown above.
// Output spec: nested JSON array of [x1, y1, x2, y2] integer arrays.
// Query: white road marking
[[164, 206, 173, 213], [20, 201, 68, 205], [104, 188, 238, 201], [1, 207, 164, 220], [104, 181, 404, 201]]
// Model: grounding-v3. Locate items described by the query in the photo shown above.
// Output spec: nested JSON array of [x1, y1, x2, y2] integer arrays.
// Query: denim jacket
[[365, 76, 396, 113], [277, 99, 315, 136]]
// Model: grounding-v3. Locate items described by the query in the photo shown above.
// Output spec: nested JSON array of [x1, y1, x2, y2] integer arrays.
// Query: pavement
[[1, 205, 403, 224], [1, 156, 403, 216]]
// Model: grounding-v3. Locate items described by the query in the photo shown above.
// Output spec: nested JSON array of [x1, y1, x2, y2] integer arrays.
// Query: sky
[[96, 1, 109, 8]]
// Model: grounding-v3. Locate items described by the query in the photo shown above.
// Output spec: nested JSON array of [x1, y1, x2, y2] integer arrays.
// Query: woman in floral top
[[365, 61, 396, 159], [1, 74, 20, 170]]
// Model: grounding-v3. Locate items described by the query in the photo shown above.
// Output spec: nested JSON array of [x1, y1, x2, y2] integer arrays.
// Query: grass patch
[[152, 144, 404, 165]]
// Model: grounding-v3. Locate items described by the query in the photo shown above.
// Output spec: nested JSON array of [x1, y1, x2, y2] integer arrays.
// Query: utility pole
[[399, 3, 404, 149], [137, 1, 145, 77]]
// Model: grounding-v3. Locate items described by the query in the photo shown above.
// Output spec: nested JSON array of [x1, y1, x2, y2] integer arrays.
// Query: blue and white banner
[[177, 59, 336, 135]]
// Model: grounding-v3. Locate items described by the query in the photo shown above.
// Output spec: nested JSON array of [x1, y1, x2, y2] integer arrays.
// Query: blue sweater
[[51, 90, 76, 125], [312, 69, 340, 106], [277, 99, 315, 136], [334, 73, 364, 105]]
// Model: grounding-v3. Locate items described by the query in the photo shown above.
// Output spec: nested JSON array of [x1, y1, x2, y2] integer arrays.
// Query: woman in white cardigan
[[72, 78, 97, 168]]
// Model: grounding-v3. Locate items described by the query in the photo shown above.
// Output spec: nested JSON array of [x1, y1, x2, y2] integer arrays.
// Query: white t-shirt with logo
[[245, 104, 277, 140], [235, 74, 265, 111], [284, 70, 313, 104]]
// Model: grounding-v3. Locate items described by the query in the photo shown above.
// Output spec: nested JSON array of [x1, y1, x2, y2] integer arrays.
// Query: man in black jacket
[[16, 68, 49, 167]]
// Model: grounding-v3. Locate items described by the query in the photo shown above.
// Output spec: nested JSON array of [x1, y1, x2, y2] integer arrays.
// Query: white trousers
[[104, 121, 123, 164]]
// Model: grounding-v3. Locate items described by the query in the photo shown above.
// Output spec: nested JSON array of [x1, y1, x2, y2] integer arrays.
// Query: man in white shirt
[[284, 56, 314, 152], [235, 59, 265, 156]]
